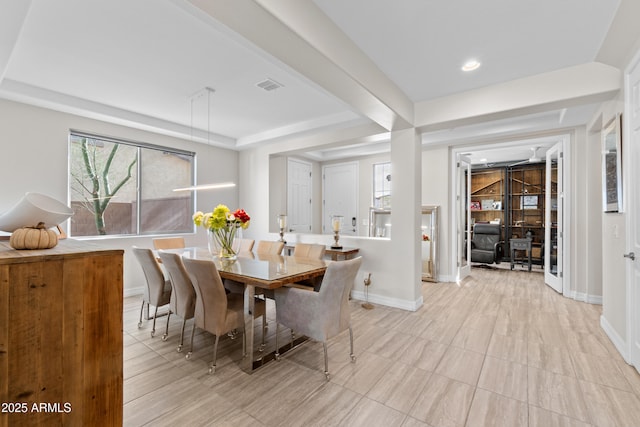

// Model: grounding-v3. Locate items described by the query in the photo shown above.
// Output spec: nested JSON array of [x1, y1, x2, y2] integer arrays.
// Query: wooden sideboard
[[0, 239, 123, 426]]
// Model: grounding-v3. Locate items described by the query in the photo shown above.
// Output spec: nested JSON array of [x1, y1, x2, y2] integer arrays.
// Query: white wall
[[239, 132, 424, 311], [422, 146, 451, 280], [0, 99, 239, 296]]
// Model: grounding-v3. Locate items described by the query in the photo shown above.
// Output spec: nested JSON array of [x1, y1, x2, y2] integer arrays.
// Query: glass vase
[[207, 227, 240, 260]]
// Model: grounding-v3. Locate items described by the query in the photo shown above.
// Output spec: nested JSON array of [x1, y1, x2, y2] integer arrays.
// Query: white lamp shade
[[0, 192, 73, 232]]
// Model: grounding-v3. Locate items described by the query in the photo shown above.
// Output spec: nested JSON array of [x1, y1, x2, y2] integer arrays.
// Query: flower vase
[[207, 227, 240, 260]]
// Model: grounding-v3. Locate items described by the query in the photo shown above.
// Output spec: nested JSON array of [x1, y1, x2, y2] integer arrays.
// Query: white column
[[390, 128, 423, 305]]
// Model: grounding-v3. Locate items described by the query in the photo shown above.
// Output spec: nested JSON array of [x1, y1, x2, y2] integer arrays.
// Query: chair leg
[[323, 342, 330, 380], [185, 322, 196, 360], [349, 325, 356, 362], [176, 318, 187, 352], [151, 306, 159, 338], [259, 312, 266, 352], [242, 328, 246, 358], [162, 311, 171, 341], [275, 323, 280, 360], [208, 335, 220, 374], [138, 301, 145, 328]]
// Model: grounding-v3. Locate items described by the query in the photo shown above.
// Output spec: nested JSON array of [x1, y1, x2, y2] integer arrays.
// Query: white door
[[626, 53, 640, 370], [457, 155, 472, 281], [323, 162, 358, 235], [545, 141, 563, 293], [287, 158, 312, 233]]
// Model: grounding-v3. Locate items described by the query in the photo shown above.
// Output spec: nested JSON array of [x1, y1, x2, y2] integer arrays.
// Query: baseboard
[[587, 295, 603, 305], [124, 286, 144, 298], [600, 314, 630, 363], [566, 290, 602, 305], [351, 290, 423, 311]]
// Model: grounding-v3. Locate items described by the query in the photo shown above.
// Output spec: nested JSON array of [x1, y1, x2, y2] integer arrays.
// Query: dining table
[[160, 247, 328, 373]]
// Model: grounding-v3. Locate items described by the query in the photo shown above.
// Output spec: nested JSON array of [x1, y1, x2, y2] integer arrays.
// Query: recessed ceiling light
[[462, 60, 481, 72]]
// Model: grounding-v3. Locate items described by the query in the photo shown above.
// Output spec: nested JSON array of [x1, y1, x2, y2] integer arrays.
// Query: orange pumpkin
[[10, 222, 59, 250]]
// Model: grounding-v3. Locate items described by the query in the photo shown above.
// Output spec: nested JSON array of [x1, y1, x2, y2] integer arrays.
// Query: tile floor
[[123, 268, 640, 426]]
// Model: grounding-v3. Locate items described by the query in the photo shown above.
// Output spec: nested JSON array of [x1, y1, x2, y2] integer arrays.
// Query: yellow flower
[[192, 211, 204, 226]]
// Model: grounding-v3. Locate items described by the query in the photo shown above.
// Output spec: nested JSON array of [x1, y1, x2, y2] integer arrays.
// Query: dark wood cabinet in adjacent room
[[470, 163, 547, 264]]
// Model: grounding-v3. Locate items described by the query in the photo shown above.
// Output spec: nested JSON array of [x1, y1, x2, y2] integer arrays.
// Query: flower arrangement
[[193, 204, 250, 259]]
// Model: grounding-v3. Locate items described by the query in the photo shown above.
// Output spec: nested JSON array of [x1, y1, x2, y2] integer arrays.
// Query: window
[[373, 162, 391, 208], [68, 132, 195, 237]]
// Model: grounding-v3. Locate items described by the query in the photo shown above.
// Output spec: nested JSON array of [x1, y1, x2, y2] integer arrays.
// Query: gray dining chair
[[157, 251, 196, 352], [274, 256, 362, 379], [132, 246, 172, 338], [182, 257, 265, 374], [292, 243, 326, 290]]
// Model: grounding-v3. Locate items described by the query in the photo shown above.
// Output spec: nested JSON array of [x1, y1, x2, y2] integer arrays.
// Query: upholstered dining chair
[[232, 238, 255, 255], [274, 256, 362, 379], [292, 243, 327, 290], [293, 242, 326, 260], [157, 251, 196, 352], [132, 247, 172, 338], [152, 237, 186, 250], [225, 239, 284, 295], [256, 240, 285, 255], [182, 257, 265, 374]]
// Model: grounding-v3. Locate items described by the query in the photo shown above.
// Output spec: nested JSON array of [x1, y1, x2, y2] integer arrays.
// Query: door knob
[[624, 252, 636, 261]]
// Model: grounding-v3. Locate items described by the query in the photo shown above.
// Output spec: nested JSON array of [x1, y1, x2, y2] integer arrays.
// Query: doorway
[[287, 158, 312, 233], [451, 137, 569, 286], [322, 162, 358, 236]]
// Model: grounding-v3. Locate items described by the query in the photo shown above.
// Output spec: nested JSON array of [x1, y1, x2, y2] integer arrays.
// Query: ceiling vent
[[256, 78, 284, 92]]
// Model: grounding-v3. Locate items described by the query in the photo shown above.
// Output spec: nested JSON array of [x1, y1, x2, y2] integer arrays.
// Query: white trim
[[436, 274, 457, 283], [567, 290, 602, 305], [624, 48, 640, 369], [601, 314, 630, 363], [351, 290, 423, 312], [560, 133, 572, 298]]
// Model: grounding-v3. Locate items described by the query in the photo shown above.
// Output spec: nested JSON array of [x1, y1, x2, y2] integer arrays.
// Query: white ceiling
[[0, 0, 624, 162]]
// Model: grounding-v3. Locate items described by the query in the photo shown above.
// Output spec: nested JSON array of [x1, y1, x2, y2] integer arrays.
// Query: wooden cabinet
[[507, 165, 545, 263], [0, 239, 123, 427], [470, 163, 547, 264], [470, 168, 506, 227], [508, 165, 545, 242]]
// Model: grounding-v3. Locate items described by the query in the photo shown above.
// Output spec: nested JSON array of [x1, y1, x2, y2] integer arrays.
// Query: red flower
[[232, 209, 250, 223]]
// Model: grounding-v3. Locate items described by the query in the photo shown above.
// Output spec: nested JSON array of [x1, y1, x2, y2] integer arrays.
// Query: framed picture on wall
[[521, 195, 538, 209], [602, 113, 622, 212]]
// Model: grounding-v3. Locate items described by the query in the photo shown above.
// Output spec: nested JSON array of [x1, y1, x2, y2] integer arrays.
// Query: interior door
[[457, 155, 472, 281], [287, 158, 312, 233], [545, 141, 563, 292], [626, 54, 640, 371], [322, 162, 358, 235]]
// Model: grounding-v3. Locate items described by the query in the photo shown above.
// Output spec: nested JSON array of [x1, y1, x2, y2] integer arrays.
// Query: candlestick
[[330, 215, 343, 249], [277, 214, 287, 243]]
